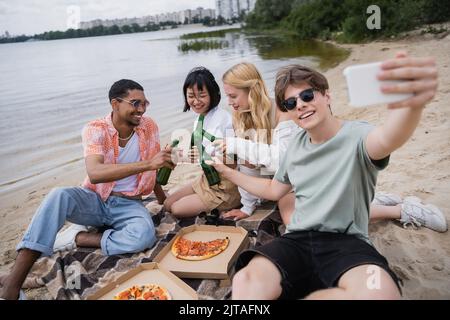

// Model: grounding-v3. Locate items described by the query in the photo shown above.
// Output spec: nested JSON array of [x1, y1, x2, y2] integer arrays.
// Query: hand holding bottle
[[187, 146, 200, 163], [205, 156, 230, 175], [155, 140, 180, 185], [148, 149, 175, 171], [212, 139, 226, 156]]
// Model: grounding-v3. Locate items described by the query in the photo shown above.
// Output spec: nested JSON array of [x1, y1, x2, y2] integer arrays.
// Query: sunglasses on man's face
[[116, 97, 149, 109], [282, 88, 315, 110]]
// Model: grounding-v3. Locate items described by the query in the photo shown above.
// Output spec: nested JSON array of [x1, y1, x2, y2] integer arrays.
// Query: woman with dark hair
[[163, 67, 241, 217]]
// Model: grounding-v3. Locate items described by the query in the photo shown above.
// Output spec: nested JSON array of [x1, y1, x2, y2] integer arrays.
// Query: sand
[[1, 31, 449, 299]]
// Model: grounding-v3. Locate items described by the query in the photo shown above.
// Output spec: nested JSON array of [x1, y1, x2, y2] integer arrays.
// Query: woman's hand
[[212, 139, 227, 155], [205, 156, 230, 174], [221, 209, 249, 221], [187, 146, 200, 163]]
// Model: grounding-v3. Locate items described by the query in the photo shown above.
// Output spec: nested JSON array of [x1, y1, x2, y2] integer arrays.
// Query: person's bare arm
[[366, 52, 438, 160], [207, 158, 292, 201], [85, 149, 174, 184], [153, 183, 166, 204]]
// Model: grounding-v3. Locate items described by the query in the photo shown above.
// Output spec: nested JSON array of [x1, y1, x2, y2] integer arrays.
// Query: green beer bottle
[[201, 161, 221, 186], [191, 114, 221, 186], [202, 129, 216, 143], [191, 132, 221, 187], [156, 139, 179, 186]]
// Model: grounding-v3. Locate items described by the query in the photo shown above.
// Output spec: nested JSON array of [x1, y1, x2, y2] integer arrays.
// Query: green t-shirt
[[274, 120, 389, 243]]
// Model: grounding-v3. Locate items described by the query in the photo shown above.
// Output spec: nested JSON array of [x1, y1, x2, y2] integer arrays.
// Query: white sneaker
[[372, 192, 403, 206], [400, 197, 448, 233], [53, 224, 89, 253]]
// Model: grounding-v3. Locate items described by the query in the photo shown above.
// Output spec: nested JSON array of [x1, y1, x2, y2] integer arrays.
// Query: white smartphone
[[343, 62, 413, 107]]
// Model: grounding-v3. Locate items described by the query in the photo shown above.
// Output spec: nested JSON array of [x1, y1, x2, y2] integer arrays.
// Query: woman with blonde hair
[[224, 62, 274, 145], [220, 62, 297, 221]]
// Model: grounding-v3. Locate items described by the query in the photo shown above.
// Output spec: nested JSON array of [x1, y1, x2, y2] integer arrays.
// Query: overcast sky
[[0, 0, 216, 36]]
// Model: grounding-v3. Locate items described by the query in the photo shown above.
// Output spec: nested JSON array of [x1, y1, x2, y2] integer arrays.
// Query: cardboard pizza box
[[154, 225, 250, 280], [86, 262, 198, 300]]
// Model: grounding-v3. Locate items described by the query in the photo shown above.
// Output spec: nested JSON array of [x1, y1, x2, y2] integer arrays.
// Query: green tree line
[[245, 0, 450, 42], [0, 21, 179, 44]]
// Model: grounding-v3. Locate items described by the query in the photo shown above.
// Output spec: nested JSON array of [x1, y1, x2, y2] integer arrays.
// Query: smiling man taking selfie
[[208, 52, 442, 299]]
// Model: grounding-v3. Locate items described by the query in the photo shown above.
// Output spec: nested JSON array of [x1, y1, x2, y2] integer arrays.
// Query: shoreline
[[0, 23, 242, 45], [1, 33, 449, 299]]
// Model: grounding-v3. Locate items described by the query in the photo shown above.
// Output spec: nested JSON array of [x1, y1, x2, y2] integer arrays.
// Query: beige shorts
[[192, 173, 241, 212]]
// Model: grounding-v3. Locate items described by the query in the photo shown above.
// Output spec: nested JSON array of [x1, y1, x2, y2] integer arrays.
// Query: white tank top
[[112, 133, 140, 192]]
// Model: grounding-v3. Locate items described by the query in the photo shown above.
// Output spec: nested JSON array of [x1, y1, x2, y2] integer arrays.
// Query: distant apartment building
[[215, 0, 256, 20], [79, 7, 216, 30], [80, 17, 144, 29], [180, 7, 216, 24], [154, 12, 181, 24]]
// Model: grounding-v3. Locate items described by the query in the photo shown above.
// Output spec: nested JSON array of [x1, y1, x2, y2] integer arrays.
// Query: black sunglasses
[[282, 88, 315, 110], [116, 97, 149, 109]]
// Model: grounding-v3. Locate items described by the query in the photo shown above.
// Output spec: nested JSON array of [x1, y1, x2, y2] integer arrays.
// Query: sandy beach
[[1, 30, 449, 299]]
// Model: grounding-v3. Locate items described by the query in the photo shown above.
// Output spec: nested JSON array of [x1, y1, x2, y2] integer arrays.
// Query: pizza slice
[[171, 235, 230, 261], [113, 284, 171, 300]]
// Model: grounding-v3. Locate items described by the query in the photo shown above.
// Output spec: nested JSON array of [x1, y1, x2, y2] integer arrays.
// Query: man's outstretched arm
[[207, 158, 292, 201]]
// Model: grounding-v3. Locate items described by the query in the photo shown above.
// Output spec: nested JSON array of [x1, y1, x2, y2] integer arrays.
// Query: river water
[[0, 24, 348, 195]]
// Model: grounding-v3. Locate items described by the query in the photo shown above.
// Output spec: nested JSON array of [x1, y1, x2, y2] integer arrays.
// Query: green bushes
[[178, 40, 229, 52], [245, 0, 450, 42], [282, 0, 346, 40], [338, 0, 424, 42], [180, 28, 241, 39], [421, 0, 450, 24], [246, 0, 297, 28]]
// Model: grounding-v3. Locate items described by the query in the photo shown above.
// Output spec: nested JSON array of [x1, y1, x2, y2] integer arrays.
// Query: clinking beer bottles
[[156, 139, 180, 186], [191, 116, 221, 187]]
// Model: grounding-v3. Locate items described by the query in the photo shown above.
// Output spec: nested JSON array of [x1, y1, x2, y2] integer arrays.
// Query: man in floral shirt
[[1, 79, 174, 300]]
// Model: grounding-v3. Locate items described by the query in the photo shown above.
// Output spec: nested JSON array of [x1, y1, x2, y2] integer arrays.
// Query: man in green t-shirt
[[208, 52, 440, 299]]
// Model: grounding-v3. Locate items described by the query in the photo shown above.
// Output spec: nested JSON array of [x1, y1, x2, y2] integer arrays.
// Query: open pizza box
[[86, 262, 198, 300], [154, 225, 250, 284]]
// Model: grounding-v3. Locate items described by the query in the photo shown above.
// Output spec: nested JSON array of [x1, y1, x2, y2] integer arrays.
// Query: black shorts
[[235, 231, 402, 299]]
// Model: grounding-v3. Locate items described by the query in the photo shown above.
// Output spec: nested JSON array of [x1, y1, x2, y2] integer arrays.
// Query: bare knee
[[163, 194, 179, 213], [232, 256, 283, 300], [354, 287, 401, 300], [340, 265, 401, 300], [232, 267, 256, 298], [232, 267, 281, 300], [233, 267, 252, 286], [354, 277, 401, 300], [170, 200, 185, 217]]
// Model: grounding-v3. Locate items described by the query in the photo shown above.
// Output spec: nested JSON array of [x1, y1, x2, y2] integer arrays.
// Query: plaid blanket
[[24, 200, 284, 300]]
